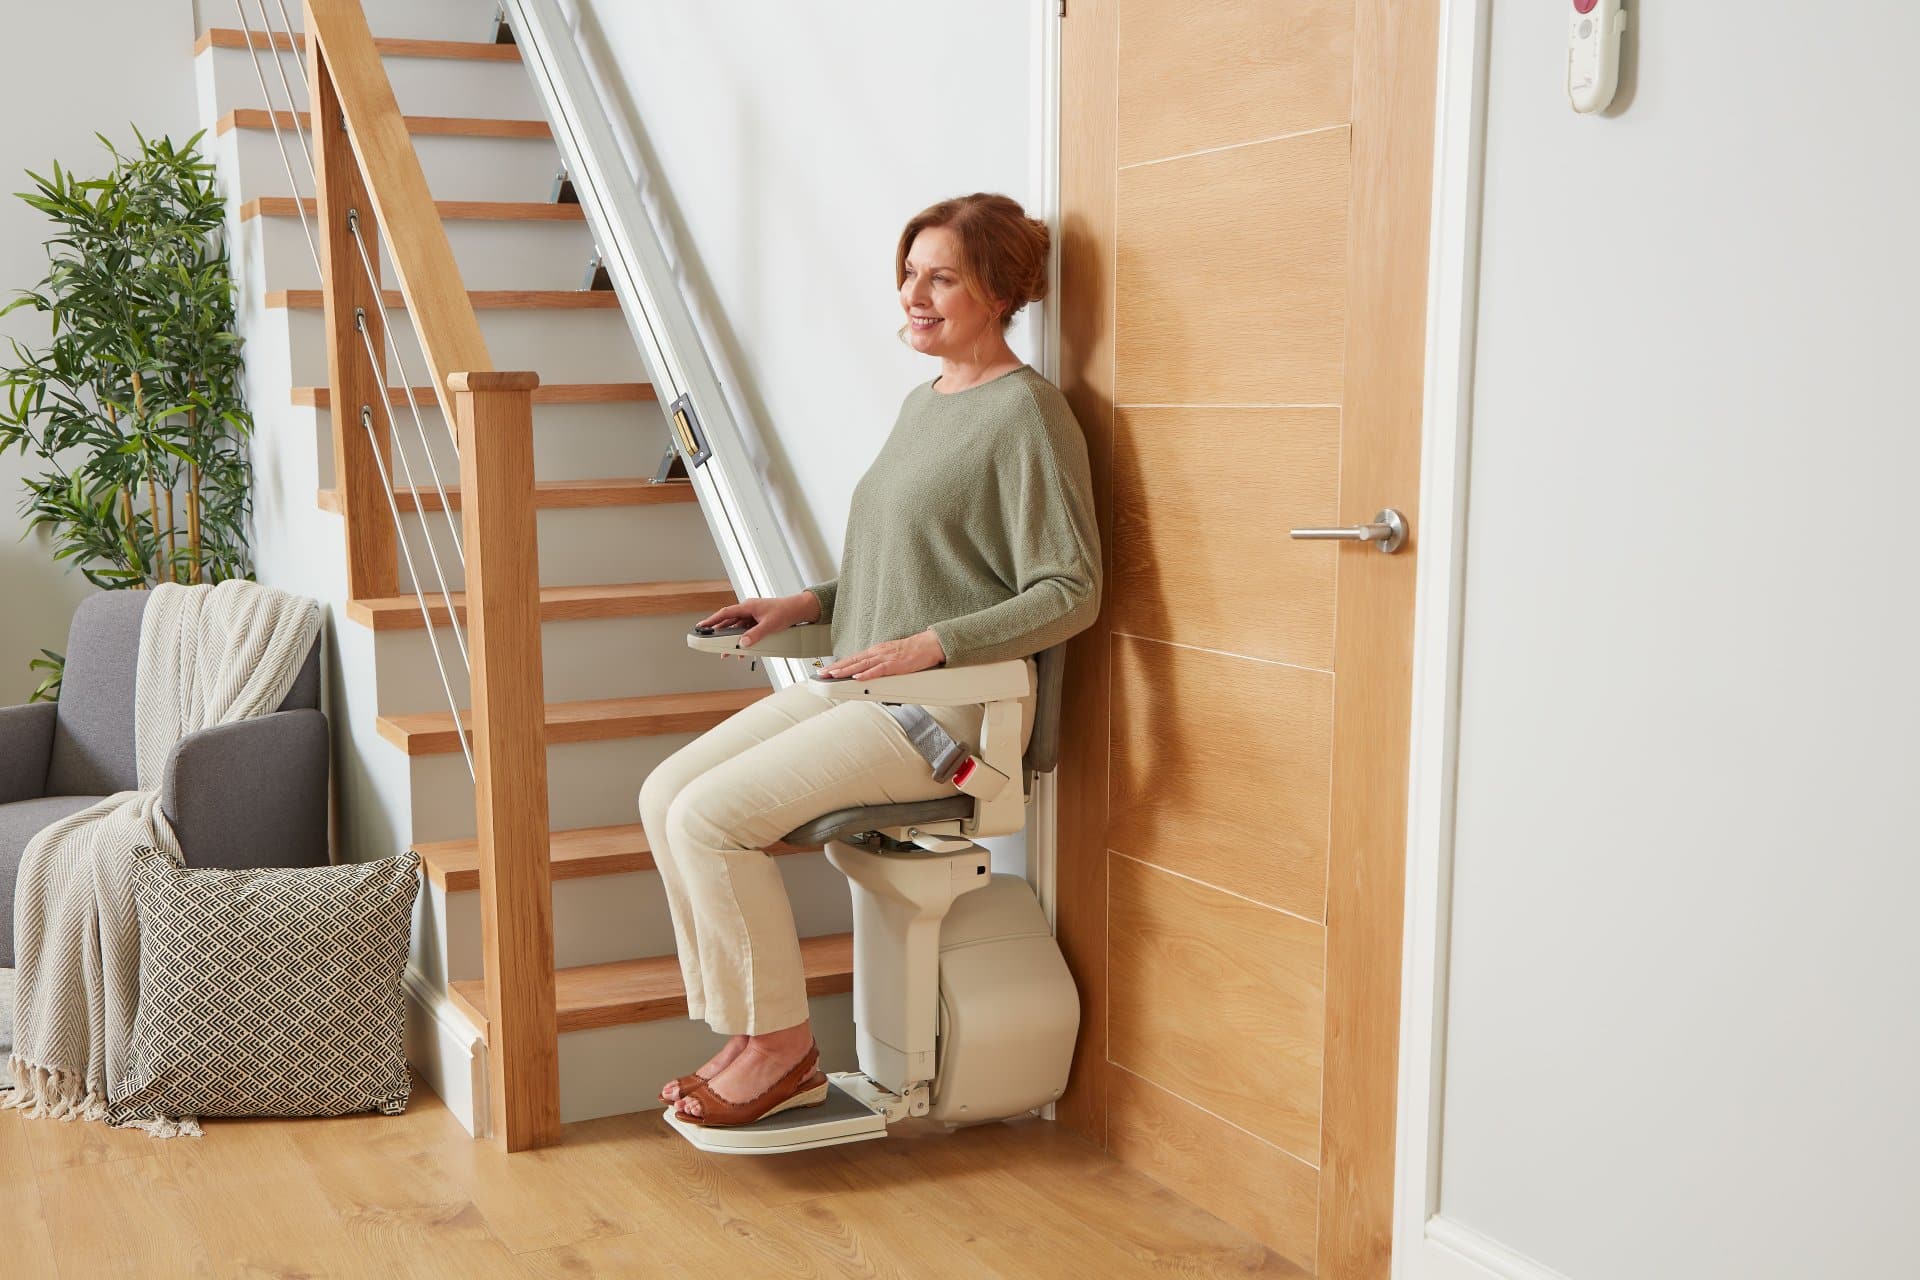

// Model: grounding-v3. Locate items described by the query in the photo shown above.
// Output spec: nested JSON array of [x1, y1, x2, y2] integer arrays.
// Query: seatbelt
[[880, 703, 1010, 801]]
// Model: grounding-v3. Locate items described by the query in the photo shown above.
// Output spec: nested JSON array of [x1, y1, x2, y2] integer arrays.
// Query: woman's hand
[[821, 630, 947, 680], [695, 592, 821, 651]]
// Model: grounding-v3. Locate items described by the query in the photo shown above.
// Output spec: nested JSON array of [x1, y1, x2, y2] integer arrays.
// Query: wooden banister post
[[451, 370, 559, 1151], [308, 27, 396, 599]]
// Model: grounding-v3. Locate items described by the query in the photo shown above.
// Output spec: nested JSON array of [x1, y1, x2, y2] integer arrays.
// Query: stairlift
[[664, 622, 1081, 1155]]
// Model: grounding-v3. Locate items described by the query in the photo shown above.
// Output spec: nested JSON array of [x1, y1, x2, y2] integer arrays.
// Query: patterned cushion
[[115, 849, 420, 1121]]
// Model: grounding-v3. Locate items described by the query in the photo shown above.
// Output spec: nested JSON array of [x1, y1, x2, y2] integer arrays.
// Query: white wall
[[563, 0, 1042, 581], [1431, 4, 1919, 1278], [0, 3, 199, 703]]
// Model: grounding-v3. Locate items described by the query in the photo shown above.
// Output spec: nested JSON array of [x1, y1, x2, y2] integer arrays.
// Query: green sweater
[[804, 366, 1101, 668]]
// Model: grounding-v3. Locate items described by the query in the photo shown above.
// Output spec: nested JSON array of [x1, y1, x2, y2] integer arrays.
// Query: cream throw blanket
[[4, 581, 321, 1135]]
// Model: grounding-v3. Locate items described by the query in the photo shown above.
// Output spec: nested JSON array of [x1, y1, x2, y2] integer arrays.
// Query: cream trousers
[[637, 670, 1034, 1036]]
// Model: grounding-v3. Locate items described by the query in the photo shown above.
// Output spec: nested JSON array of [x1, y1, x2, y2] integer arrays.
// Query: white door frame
[[1391, 2, 1573, 1277]]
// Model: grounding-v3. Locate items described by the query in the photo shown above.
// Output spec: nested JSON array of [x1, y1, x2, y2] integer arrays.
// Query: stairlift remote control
[[1567, 0, 1626, 114]]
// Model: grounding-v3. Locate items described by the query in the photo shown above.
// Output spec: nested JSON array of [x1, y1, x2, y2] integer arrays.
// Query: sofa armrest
[[0, 702, 56, 804], [162, 709, 330, 871], [808, 658, 1035, 707]]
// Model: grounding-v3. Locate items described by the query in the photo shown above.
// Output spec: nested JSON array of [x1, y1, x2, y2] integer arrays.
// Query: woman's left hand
[[821, 630, 947, 680]]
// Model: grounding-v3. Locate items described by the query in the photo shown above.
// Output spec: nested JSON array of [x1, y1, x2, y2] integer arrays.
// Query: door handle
[[1289, 508, 1409, 554]]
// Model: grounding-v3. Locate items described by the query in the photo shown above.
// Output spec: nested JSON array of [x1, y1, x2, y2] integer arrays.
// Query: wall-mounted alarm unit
[[1568, 0, 1626, 113]]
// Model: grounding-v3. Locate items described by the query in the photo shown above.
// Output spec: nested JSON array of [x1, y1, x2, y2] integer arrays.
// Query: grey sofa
[[0, 591, 328, 966]]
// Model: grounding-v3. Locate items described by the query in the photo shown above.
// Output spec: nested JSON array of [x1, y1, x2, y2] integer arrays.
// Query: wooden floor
[[0, 1081, 1305, 1278]]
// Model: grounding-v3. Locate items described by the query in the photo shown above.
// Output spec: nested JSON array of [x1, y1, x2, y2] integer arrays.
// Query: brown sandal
[[675, 1045, 828, 1128], [659, 1073, 706, 1105]]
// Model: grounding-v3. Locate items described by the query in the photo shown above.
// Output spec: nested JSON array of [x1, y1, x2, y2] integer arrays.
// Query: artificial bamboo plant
[[0, 129, 254, 699]]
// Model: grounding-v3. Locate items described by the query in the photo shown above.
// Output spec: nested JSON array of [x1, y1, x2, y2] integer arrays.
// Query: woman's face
[[900, 226, 1002, 360]]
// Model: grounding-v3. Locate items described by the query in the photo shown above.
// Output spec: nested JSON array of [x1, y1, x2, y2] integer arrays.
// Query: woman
[[639, 192, 1101, 1127]]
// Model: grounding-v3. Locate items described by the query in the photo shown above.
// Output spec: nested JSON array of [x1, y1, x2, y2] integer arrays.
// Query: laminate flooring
[[0, 1080, 1307, 1278]]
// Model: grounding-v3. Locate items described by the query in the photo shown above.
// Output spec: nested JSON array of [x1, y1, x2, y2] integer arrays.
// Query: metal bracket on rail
[[551, 166, 577, 205], [581, 251, 613, 292], [492, 6, 515, 45], [663, 393, 711, 472]]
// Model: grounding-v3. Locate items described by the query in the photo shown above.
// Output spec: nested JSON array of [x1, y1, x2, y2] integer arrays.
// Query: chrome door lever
[[1289, 508, 1409, 554]]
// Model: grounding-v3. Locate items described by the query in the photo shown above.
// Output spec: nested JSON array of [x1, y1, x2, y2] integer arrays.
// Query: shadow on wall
[[566, 1, 837, 580]]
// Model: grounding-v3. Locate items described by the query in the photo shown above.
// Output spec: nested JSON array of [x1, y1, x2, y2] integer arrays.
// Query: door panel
[[1117, 0, 1355, 166], [1109, 852, 1325, 1158], [1058, 1, 1439, 1275], [1109, 636, 1332, 918], [1111, 405, 1340, 669], [1115, 127, 1350, 405], [1105, 1064, 1322, 1271]]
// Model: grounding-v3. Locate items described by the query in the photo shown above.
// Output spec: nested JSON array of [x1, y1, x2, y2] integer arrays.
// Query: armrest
[[0, 702, 56, 804], [162, 709, 330, 871], [809, 658, 1034, 707], [687, 620, 834, 660]]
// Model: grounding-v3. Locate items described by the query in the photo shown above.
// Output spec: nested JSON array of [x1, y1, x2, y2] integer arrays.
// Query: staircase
[[195, 0, 857, 1140]]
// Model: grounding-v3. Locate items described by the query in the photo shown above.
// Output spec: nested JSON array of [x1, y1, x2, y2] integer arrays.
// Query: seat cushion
[[0, 794, 108, 967], [784, 796, 975, 848], [113, 850, 420, 1126]]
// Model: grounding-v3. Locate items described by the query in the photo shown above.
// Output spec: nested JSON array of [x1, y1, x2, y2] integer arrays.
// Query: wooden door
[[1053, 2, 1439, 1274]]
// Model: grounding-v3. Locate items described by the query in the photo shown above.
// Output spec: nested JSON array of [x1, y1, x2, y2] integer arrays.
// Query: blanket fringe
[[4, 1054, 110, 1122], [3, 1055, 202, 1137]]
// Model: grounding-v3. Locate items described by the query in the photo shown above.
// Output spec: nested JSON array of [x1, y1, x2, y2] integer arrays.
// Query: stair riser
[[202, 43, 542, 122], [373, 499, 723, 594], [241, 0, 508, 43], [224, 128, 561, 206], [238, 212, 596, 295], [407, 732, 715, 843], [553, 994, 857, 1125], [308, 401, 665, 487], [374, 611, 764, 712], [281, 308, 648, 385], [420, 852, 850, 982]]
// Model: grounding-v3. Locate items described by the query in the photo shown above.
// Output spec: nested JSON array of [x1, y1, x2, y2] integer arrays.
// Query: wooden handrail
[[307, 0, 490, 426], [306, 0, 558, 1151]]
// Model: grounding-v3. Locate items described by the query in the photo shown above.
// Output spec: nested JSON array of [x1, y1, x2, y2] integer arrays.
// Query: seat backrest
[[43, 590, 322, 797], [1023, 643, 1068, 779]]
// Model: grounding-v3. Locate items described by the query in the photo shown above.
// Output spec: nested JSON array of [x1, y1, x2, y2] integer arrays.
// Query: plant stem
[[164, 482, 178, 583], [144, 472, 160, 586]]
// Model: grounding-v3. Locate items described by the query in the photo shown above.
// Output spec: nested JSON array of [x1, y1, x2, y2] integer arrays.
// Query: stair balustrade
[[235, 0, 561, 1150]]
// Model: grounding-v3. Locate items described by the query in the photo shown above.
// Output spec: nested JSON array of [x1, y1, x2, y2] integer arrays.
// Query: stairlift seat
[[783, 796, 975, 849]]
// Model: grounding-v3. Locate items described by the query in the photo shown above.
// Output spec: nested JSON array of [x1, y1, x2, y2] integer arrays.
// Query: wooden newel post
[[451, 370, 560, 1151], [308, 23, 395, 600]]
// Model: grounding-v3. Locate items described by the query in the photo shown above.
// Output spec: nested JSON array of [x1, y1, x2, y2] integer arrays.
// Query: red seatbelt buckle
[[951, 755, 1009, 801]]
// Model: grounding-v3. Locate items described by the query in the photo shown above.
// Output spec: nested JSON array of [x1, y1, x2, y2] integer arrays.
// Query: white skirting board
[[404, 967, 489, 1139], [1421, 1217, 1576, 1280]]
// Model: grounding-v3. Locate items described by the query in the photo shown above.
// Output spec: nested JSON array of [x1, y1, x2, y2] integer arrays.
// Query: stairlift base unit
[[663, 866, 1079, 1156]]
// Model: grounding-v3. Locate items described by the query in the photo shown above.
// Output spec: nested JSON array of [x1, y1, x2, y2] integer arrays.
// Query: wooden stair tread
[[241, 196, 580, 223], [378, 686, 768, 756], [199, 28, 524, 62], [220, 109, 549, 140], [268, 289, 617, 311], [449, 932, 855, 1038], [317, 477, 698, 515], [294, 382, 653, 408], [348, 580, 734, 631], [415, 822, 820, 893]]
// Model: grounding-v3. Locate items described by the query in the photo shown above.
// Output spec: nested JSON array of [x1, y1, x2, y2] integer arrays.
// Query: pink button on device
[[1573, 0, 1598, 11]]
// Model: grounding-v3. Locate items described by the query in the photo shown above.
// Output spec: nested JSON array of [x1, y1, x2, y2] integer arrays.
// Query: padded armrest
[[0, 701, 56, 804], [809, 658, 1034, 707], [162, 709, 330, 871]]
